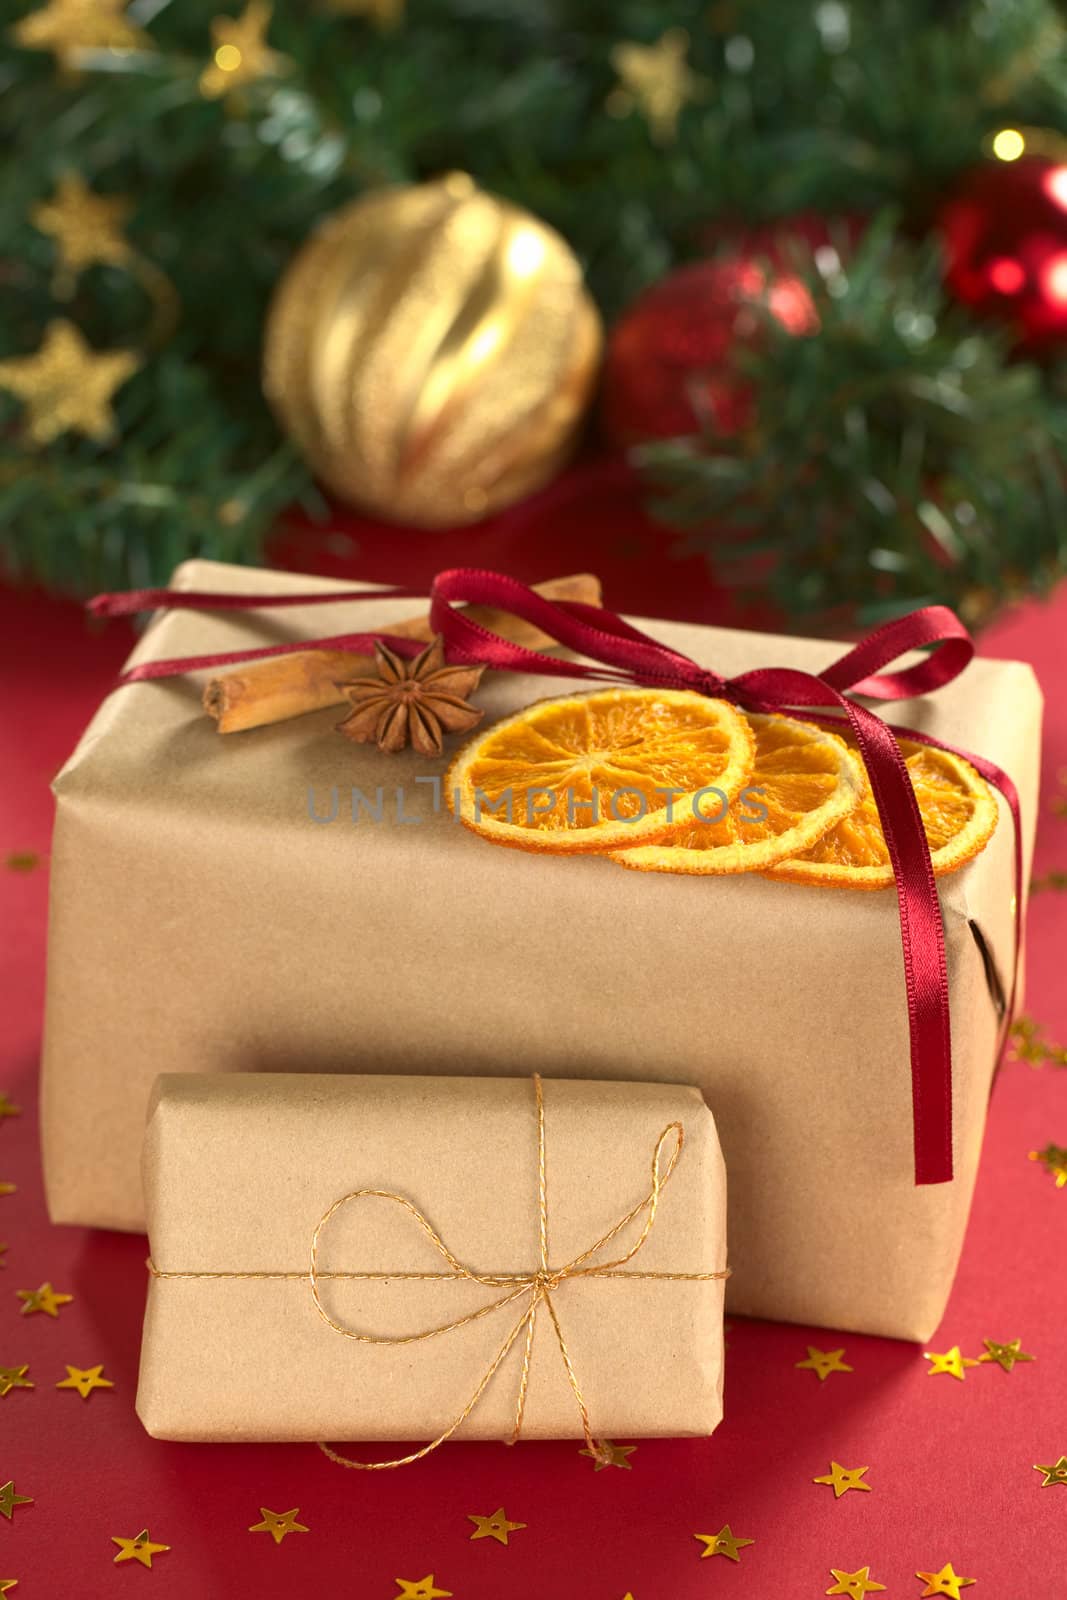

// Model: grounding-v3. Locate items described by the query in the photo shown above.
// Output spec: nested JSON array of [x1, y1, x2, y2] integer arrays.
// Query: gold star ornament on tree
[[609, 29, 706, 144], [200, 1, 290, 98], [0, 322, 138, 446], [248, 1508, 309, 1544], [31, 175, 131, 297], [916, 1563, 976, 1598], [11, 0, 151, 68], [111, 1530, 170, 1568]]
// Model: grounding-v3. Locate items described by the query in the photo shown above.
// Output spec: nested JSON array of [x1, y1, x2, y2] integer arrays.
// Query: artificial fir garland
[[0, 0, 1064, 616]]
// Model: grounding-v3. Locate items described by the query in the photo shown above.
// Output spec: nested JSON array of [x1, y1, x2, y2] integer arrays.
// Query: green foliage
[[641, 217, 1067, 625], [0, 0, 1064, 608]]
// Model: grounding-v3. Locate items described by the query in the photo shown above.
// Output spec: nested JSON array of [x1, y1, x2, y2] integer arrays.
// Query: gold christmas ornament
[[0, 320, 139, 445], [200, 1, 290, 99], [31, 175, 131, 289], [29, 176, 179, 338], [608, 29, 705, 144], [263, 174, 602, 528], [11, 0, 152, 71]]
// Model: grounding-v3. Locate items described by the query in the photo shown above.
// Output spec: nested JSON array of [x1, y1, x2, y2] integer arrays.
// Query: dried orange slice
[[766, 737, 998, 889], [609, 712, 865, 875], [446, 687, 755, 853]]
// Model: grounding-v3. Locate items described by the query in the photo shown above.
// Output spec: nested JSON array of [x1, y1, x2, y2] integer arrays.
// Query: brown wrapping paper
[[44, 562, 1043, 1341], [135, 1072, 727, 1443]]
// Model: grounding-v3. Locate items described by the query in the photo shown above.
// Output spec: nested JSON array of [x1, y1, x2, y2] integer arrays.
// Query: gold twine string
[[147, 1074, 730, 1470]]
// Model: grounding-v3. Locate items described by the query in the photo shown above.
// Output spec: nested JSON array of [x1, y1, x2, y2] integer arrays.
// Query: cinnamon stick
[[203, 572, 602, 733]]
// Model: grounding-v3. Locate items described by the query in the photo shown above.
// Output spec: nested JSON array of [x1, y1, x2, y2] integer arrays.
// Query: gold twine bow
[[310, 1074, 728, 1469], [147, 1074, 729, 1470]]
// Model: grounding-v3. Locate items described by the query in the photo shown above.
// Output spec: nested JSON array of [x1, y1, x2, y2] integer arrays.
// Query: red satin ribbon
[[90, 570, 1025, 1187]]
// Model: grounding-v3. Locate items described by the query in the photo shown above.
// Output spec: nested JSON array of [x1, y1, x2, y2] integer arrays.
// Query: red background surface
[[1, 499, 1065, 1598]]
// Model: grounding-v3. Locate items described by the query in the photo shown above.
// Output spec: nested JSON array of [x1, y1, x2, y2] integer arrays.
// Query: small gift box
[[135, 1072, 728, 1447]]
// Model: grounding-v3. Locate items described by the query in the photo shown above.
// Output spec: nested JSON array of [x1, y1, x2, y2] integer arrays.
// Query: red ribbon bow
[[90, 569, 1023, 1188]]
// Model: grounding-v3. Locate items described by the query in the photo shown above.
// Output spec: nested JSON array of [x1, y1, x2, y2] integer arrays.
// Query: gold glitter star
[[0, 1484, 32, 1523], [916, 1563, 976, 1598], [31, 175, 131, 296], [248, 1507, 308, 1544], [16, 1282, 73, 1319], [580, 1439, 636, 1471], [0, 1095, 19, 1124], [1033, 1455, 1067, 1486], [11, 0, 150, 67], [979, 1337, 1034, 1372], [796, 1346, 853, 1381], [200, 1, 290, 98], [0, 1366, 32, 1398], [56, 1364, 114, 1399], [924, 1345, 980, 1381], [826, 1568, 887, 1598], [0, 321, 138, 446], [814, 1461, 872, 1498], [394, 1579, 452, 1600], [0, 1581, 17, 1594], [0, 1184, 15, 1199], [1029, 1143, 1067, 1186], [111, 1530, 170, 1569], [694, 1525, 754, 1561], [467, 1507, 526, 1545], [609, 29, 706, 144]]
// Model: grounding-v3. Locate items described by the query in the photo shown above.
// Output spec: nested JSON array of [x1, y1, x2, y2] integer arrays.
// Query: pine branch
[[638, 215, 1067, 625], [0, 0, 1064, 600]]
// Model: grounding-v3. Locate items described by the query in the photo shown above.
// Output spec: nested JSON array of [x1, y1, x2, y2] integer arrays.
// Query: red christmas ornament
[[600, 232, 821, 448], [938, 150, 1067, 353]]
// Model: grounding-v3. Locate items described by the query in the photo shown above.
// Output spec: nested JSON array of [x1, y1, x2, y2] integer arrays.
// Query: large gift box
[[135, 1071, 727, 1444], [43, 561, 1041, 1340]]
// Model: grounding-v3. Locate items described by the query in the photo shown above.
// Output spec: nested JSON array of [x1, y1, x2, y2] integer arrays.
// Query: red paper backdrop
[[1, 527, 1064, 1599]]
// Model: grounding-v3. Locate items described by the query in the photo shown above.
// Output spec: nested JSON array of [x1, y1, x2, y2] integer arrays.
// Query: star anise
[[336, 635, 485, 756]]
